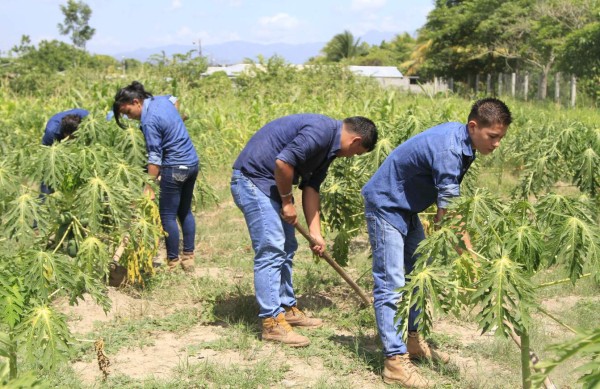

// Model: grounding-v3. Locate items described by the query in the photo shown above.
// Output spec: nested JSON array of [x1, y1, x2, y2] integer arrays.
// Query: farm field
[[0, 65, 599, 388]]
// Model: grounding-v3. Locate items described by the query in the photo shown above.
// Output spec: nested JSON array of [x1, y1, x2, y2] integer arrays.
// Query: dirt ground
[[58, 276, 541, 388]]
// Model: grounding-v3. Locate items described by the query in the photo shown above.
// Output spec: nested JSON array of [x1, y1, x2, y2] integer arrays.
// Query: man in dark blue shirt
[[42, 108, 89, 146], [39, 108, 89, 196], [231, 114, 378, 347], [362, 98, 511, 387]]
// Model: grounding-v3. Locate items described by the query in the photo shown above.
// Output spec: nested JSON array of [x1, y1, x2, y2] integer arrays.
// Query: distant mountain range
[[111, 30, 401, 65]]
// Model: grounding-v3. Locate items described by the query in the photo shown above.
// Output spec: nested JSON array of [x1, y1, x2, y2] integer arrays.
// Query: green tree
[[417, 0, 596, 97], [10, 35, 34, 57], [353, 33, 416, 66], [321, 30, 367, 62], [57, 0, 95, 51]]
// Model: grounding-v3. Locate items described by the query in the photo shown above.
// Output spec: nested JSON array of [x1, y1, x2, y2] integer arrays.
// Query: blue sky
[[1, 0, 434, 55]]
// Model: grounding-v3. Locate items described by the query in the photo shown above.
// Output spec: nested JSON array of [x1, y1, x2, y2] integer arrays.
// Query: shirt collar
[[462, 124, 475, 157], [328, 121, 343, 159], [141, 97, 152, 122]]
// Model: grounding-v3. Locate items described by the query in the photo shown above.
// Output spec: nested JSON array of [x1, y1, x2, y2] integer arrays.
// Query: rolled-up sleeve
[[42, 128, 57, 146], [275, 126, 322, 167], [142, 119, 163, 166], [432, 150, 462, 208]]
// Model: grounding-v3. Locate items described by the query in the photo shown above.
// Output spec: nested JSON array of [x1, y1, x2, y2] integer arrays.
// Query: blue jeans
[[366, 209, 423, 356], [230, 169, 298, 318], [159, 164, 198, 260]]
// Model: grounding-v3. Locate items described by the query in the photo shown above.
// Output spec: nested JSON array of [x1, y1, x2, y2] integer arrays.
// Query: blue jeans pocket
[[173, 172, 187, 182], [366, 214, 379, 251]]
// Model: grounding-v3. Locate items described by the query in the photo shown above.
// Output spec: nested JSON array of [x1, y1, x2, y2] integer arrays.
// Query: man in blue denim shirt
[[362, 98, 511, 387], [114, 81, 199, 272], [232, 114, 378, 347]]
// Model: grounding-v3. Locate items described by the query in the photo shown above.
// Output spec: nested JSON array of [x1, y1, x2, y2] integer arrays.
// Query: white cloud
[[156, 27, 240, 46], [351, 0, 386, 11], [171, 0, 182, 10], [258, 13, 299, 29], [177, 26, 193, 37], [352, 15, 403, 35]]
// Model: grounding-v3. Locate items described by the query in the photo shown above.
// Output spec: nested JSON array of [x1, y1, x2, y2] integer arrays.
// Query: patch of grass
[[565, 299, 600, 331], [40, 365, 85, 389], [192, 321, 260, 353], [85, 308, 201, 355]]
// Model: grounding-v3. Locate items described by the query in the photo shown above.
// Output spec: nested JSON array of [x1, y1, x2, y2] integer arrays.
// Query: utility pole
[[193, 39, 202, 58]]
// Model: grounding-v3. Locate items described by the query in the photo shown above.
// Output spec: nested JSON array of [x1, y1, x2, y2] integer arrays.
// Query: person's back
[[42, 108, 89, 146], [233, 113, 341, 199], [140, 95, 198, 167], [362, 121, 474, 234]]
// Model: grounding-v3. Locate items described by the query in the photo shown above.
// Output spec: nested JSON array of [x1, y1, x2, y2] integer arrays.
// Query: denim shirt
[[140, 96, 198, 167], [42, 108, 89, 145], [362, 122, 475, 235], [232, 114, 342, 201]]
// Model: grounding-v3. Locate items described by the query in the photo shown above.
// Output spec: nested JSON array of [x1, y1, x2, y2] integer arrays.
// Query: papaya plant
[[0, 111, 164, 380], [395, 189, 600, 388]]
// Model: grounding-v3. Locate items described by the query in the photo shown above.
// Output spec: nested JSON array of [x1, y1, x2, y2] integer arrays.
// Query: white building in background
[[347, 66, 406, 88], [202, 64, 264, 78], [201, 64, 447, 93]]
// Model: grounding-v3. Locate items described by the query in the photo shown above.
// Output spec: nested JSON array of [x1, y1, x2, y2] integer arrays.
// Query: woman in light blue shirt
[[112, 81, 199, 272]]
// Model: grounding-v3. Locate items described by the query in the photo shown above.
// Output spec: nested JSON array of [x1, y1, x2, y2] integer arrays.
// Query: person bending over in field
[[362, 98, 512, 388], [112, 81, 199, 272], [231, 114, 378, 347], [40, 108, 89, 196]]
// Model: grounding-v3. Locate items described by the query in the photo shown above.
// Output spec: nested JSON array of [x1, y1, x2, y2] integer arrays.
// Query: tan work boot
[[407, 331, 450, 363], [262, 312, 310, 347], [284, 306, 323, 328], [383, 354, 431, 387], [180, 251, 195, 272], [167, 258, 181, 271]]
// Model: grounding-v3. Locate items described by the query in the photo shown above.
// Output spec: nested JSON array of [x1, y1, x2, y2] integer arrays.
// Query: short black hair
[[60, 114, 83, 137], [342, 116, 378, 151], [468, 98, 512, 127]]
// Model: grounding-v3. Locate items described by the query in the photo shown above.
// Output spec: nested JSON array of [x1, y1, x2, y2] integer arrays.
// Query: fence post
[[434, 76, 438, 93], [570, 74, 577, 107], [497, 73, 503, 96], [475, 74, 480, 94], [486, 74, 492, 95], [524, 73, 529, 101], [511, 73, 516, 97], [448, 77, 454, 93], [555, 72, 561, 103]]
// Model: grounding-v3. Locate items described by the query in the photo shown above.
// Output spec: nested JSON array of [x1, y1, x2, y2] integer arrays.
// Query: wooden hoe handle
[[294, 223, 371, 307]]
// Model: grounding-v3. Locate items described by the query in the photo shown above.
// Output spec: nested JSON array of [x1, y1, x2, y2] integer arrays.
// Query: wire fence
[[441, 72, 578, 107]]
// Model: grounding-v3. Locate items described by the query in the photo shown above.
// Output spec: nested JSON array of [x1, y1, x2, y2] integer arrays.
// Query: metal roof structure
[[347, 66, 404, 78]]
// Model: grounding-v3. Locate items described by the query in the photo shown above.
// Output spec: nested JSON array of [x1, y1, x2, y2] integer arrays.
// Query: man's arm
[[275, 159, 297, 225], [302, 186, 326, 256], [435, 207, 473, 253]]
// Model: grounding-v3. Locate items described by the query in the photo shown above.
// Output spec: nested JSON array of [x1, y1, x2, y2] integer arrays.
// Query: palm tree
[[322, 30, 365, 62]]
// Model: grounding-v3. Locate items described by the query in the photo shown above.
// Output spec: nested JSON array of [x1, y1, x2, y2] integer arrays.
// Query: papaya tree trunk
[[520, 330, 532, 389], [9, 332, 17, 379]]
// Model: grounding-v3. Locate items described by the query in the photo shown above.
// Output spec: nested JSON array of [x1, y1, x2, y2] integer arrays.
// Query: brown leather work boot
[[383, 354, 431, 387], [262, 313, 310, 347], [284, 306, 323, 328], [180, 251, 195, 272], [167, 258, 181, 271], [407, 331, 450, 363]]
